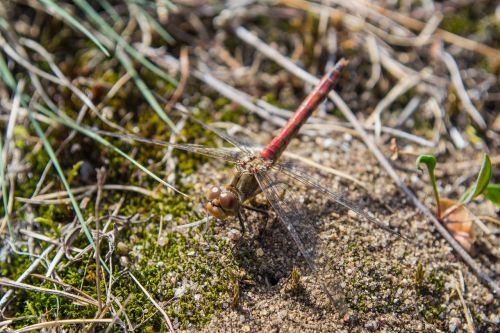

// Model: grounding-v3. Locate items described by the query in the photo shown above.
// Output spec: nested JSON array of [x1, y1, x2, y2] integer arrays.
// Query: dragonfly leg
[[241, 204, 269, 216], [257, 215, 277, 244], [237, 211, 246, 234]]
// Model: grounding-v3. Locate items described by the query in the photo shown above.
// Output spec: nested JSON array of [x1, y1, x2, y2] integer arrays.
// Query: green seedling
[[459, 154, 492, 205], [416, 154, 496, 253], [416, 154, 495, 217], [416, 155, 440, 216], [483, 184, 500, 207]]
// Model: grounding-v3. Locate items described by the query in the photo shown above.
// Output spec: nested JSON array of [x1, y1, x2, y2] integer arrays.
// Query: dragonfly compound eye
[[207, 186, 221, 200], [205, 202, 226, 219], [219, 191, 239, 212]]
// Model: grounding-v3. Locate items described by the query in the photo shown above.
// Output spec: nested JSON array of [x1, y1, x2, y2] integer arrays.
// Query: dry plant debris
[[0, 0, 498, 332]]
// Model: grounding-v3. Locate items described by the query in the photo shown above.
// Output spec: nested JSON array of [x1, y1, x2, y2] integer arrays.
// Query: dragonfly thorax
[[236, 154, 273, 174]]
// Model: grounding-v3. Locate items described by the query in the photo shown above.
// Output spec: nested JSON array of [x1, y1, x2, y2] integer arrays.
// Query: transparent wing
[[175, 105, 253, 154], [254, 169, 344, 306], [274, 161, 402, 238], [254, 170, 314, 269], [96, 129, 243, 163]]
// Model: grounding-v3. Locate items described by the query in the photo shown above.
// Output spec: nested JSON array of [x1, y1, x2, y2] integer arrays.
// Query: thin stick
[[439, 50, 486, 129], [17, 184, 159, 204], [365, 70, 427, 126], [0, 244, 55, 310], [128, 272, 175, 332], [234, 25, 499, 296], [12, 319, 113, 333], [164, 46, 190, 112], [104, 294, 133, 333], [282, 151, 368, 190], [455, 279, 476, 333], [30, 274, 97, 302], [354, 0, 500, 61], [173, 217, 210, 231], [0, 277, 98, 306], [95, 168, 107, 313]]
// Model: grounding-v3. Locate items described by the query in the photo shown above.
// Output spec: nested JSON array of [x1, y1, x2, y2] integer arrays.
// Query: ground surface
[[0, 0, 499, 332], [195, 135, 499, 333]]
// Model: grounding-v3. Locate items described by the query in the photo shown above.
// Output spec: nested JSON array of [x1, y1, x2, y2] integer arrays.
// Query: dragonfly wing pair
[[254, 168, 347, 307], [274, 161, 400, 237]]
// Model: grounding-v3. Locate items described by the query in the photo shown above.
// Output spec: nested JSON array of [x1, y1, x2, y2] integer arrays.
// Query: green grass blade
[[73, 0, 177, 85], [131, 0, 177, 11], [96, 0, 122, 23], [39, 0, 110, 56], [0, 136, 14, 241], [29, 112, 111, 274], [116, 49, 177, 132], [28, 114, 94, 248], [35, 105, 188, 198], [157, 0, 177, 10], [135, 6, 174, 44], [0, 57, 17, 241], [0, 53, 16, 90]]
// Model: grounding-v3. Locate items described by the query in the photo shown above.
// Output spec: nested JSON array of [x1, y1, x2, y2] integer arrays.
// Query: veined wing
[[150, 96, 253, 154], [255, 170, 313, 268], [96, 129, 243, 163], [174, 104, 253, 154], [254, 169, 345, 307], [274, 161, 403, 238]]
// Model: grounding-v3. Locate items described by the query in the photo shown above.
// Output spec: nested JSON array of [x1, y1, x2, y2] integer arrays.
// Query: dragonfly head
[[205, 186, 240, 219]]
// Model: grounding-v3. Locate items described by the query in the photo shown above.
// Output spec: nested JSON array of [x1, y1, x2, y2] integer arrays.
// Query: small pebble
[[484, 293, 494, 305], [119, 256, 129, 267], [347, 210, 357, 219], [157, 236, 167, 247], [242, 325, 251, 332], [448, 317, 460, 332], [256, 248, 265, 257], [364, 320, 379, 331], [227, 229, 242, 241], [116, 242, 129, 255], [278, 310, 287, 321]]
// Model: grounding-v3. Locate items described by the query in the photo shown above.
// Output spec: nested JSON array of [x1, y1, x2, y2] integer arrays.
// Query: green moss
[[0, 82, 242, 330], [442, 11, 477, 36], [2, 221, 238, 329], [414, 269, 447, 323]]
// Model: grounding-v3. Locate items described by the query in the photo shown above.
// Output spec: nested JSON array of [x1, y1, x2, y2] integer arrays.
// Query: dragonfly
[[98, 58, 400, 305]]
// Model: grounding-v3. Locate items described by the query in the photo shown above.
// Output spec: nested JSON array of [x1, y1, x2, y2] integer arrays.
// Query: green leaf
[[416, 155, 436, 173], [416, 155, 440, 216], [460, 154, 491, 204], [484, 184, 500, 207]]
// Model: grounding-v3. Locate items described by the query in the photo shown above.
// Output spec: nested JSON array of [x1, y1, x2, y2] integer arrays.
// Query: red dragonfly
[[99, 59, 399, 304]]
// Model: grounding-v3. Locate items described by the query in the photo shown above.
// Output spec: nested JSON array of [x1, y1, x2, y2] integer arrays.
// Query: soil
[[189, 135, 499, 332]]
